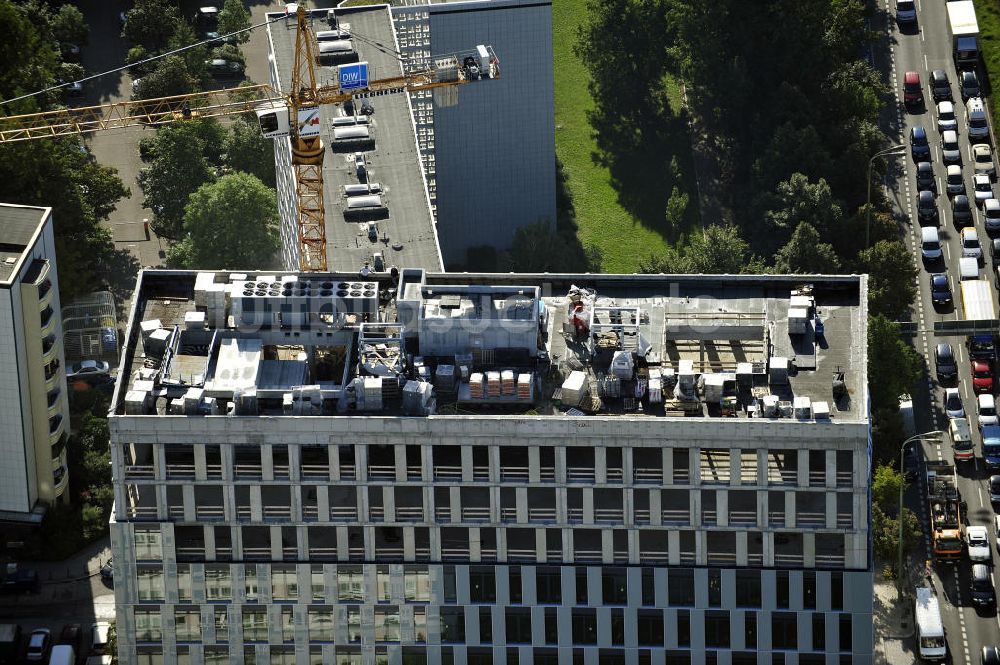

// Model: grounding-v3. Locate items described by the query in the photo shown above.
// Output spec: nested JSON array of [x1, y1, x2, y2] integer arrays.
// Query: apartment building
[[0, 204, 70, 539], [109, 269, 872, 665]]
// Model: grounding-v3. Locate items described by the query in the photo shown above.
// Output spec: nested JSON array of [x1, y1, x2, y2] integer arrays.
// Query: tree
[[872, 464, 905, 516], [868, 314, 923, 413], [167, 21, 209, 82], [224, 118, 277, 187], [169, 172, 280, 269], [138, 121, 221, 238], [0, 1, 59, 111], [857, 240, 918, 320], [132, 55, 199, 100], [210, 43, 245, 68], [664, 186, 689, 234], [684, 224, 757, 274], [763, 173, 843, 240], [122, 0, 182, 51], [218, 0, 252, 44], [771, 222, 841, 273], [872, 503, 921, 574], [506, 220, 595, 273], [49, 4, 89, 47], [638, 245, 685, 274]]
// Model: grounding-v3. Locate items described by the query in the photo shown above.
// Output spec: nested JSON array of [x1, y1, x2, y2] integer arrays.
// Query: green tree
[[210, 43, 245, 68], [638, 245, 685, 274], [167, 21, 209, 82], [0, 1, 59, 111], [217, 0, 252, 44], [872, 464, 905, 515], [49, 4, 89, 47], [132, 55, 199, 100], [168, 172, 280, 269], [872, 503, 922, 575], [122, 0, 182, 50], [868, 314, 923, 413], [684, 224, 756, 274], [771, 222, 841, 274], [506, 220, 594, 273], [857, 240, 918, 320], [664, 186, 689, 234], [138, 121, 221, 238], [763, 173, 843, 239], [224, 118, 277, 187]]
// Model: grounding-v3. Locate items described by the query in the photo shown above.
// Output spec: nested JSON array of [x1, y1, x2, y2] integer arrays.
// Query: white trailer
[[947, 0, 980, 68], [961, 279, 996, 321], [915, 586, 947, 661]]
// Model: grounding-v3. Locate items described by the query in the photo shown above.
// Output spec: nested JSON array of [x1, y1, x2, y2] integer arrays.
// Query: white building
[[0, 204, 70, 537], [109, 268, 872, 665]]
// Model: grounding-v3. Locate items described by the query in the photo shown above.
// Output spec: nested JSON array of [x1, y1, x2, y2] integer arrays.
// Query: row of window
[[134, 605, 854, 651]]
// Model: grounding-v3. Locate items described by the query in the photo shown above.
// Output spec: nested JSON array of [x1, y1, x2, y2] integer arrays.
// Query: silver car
[[938, 101, 958, 132], [986, 199, 1000, 234], [942, 129, 961, 164], [975, 144, 996, 178], [975, 174, 994, 207]]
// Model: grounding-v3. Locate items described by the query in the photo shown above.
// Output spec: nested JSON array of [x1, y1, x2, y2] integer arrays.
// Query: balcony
[[368, 465, 396, 482], [37, 278, 53, 309], [48, 414, 64, 446], [396, 506, 424, 522], [461, 507, 490, 522], [528, 507, 556, 523], [433, 466, 462, 482], [46, 388, 61, 417], [500, 467, 529, 483], [233, 463, 263, 480], [633, 468, 663, 484], [44, 364, 60, 392], [124, 464, 155, 479], [566, 467, 596, 483], [330, 506, 358, 521], [196, 505, 225, 521], [39, 305, 56, 336], [41, 334, 58, 364], [166, 463, 196, 480], [594, 508, 623, 524], [301, 464, 330, 480], [52, 464, 68, 493]]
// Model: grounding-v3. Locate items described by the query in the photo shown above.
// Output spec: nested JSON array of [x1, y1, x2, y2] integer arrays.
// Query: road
[[883, 0, 1000, 661]]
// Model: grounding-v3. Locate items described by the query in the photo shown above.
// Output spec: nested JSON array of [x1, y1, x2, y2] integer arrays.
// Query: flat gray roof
[[267, 7, 442, 273], [0, 204, 48, 284]]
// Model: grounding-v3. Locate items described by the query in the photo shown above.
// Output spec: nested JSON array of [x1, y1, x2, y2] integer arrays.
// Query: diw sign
[[339, 62, 369, 91]]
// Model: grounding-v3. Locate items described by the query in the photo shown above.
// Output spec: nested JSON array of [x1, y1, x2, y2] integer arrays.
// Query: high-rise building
[[267, 1, 555, 272], [109, 268, 871, 665], [0, 204, 70, 537]]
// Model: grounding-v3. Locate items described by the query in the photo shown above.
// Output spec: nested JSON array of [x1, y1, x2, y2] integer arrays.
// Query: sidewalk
[[0, 537, 112, 613], [874, 565, 921, 664]]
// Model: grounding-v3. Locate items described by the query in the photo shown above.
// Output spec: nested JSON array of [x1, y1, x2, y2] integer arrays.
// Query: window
[[272, 565, 299, 601], [377, 566, 391, 602], [136, 567, 164, 601], [668, 569, 695, 606], [704, 610, 730, 648], [308, 607, 334, 642], [338, 567, 364, 602], [440, 607, 465, 643], [830, 573, 843, 610], [744, 612, 757, 650], [280, 607, 294, 643], [509, 566, 523, 604], [245, 565, 259, 602], [414, 608, 427, 643], [347, 607, 362, 643], [641, 568, 655, 606], [544, 608, 558, 645], [707, 569, 722, 607], [405, 567, 430, 602], [204, 648, 228, 665], [610, 608, 625, 645], [214, 607, 228, 642], [467, 648, 492, 665], [444, 567, 457, 603], [135, 529, 162, 560], [337, 653, 362, 665], [676, 610, 690, 648], [176, 564, 192, 602], [735, 570, 760, 607], [602, 567, 628, 605], [480, 607, 493, 643], [135, 649, 164, 665], [637, 610, 663, 646], [134, 609, 162, 642], [311, 565, 325, 601], [771, 612, 797, 650], [571, 609, 597, 644], [243, 608, 268, 641], [803, 571, 816, 609], [270, 647, 295, 665], [839, 614, 852, 652], [775, 571, 789, 609], [505, 607, 532, 644], [663, 652, 690, 665], [174, 610, 201, 642], [177, 646, 191, 665], [575, 567, 588, 604], [470, 566, 496, 603], [536, 567, 562, 604], [812, 613, 826, 651], [375, 607, 400, 642], [206, 566, 232, 601]]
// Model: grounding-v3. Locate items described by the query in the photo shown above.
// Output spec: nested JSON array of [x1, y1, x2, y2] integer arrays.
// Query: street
[[881, 0, 1000, 661]]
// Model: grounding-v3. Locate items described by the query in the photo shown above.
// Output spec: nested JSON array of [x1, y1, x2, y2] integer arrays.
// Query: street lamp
[[897, 430, 944, 599], [867, 145, 907, 250]]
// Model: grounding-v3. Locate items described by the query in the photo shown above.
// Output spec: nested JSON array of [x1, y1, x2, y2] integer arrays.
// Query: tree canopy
[[857, 240, 918, 321], [772, 222, 841, 274], [218, 0, 252, 44]]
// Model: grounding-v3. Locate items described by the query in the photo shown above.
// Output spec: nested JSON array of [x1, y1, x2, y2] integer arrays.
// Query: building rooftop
[[266, 6, 443, 273], [112, 269, 869, 424], [0, 204, 49, 284]]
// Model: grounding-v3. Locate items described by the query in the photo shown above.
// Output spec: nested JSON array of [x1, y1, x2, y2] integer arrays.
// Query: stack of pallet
[[486, 371, 502, 397], [501, 369, 515, 395], [468, 372, 485, 399], [517, 373, 532, 400]]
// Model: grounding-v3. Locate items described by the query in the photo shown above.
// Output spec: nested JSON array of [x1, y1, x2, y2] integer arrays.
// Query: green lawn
[[553, 0, 690, 272], [976, 0, 1000, 131]]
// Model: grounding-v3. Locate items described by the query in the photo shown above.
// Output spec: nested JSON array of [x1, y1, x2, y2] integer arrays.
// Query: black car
[[917, 161, 936, 192], [936, 342, 958, 381], [911, 125, 931, 161], [985, 646, 1000, 665], [973, 564, 996, 607], [993, 238, 1000, 267], [918, 189, 938, 223], [963, 70, 981, 101], [0, 568, 39, 594], [954, 194, 974, 227], [930, 273, 952, 306], [57, 624, 82, 653], [931, 69, 952, 101]]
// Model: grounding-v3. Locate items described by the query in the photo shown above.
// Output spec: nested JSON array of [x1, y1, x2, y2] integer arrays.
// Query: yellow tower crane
[[0, 7, 500, 272]]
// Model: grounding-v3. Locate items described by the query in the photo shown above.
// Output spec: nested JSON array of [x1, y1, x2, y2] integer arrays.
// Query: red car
[[972, 359, 994, 394], [904, 71, 923, 106]]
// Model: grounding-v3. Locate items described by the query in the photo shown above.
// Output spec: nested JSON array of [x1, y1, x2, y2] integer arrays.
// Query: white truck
[[962, 279, 997, 321], [915, 586, 947, 661], [947, 0, 980, 69]]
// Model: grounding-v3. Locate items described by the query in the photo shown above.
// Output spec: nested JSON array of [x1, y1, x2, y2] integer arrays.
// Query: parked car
[[922, 226, 943, 261], [0, 568, 39, 594], [972, 564, 996, 607], [947, 165, 966, 196], [984, 645, 1000, 665], [975, 174, 994, 207], [942, 130, 962, 164], [962, 226, 982, 260], [911, 125, 931, 161], [973, 358, 994, 394], [99, 558, 113, 583], [938, 100, 958, 132], [917, 160, 937, 192], [930, 273, 952, 307], [204, 58, 244, 75], [904, 70, 923, 107], [987, 200, 1000, 235], [67, 359, 110, 379], [970, 526, 992, 562], [962, 70, 981, 101], [931, 69, 952, 101], [946, 387, 965, 418], [969, 97, 991, 141], [954, 194, 973, 227], [25, 629, 50, 662], [981, 394, 998, 427], [90, 622, 110, 654], [975, 144, 996, 178], [896, 0, 917, 23], [57, 624, 82, 653], [936, 342, 958, 380], [918, 189, 938, 224]]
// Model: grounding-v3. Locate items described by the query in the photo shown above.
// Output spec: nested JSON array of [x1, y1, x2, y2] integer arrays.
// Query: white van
[[915, 586, 947, 661], [981, 394, 999, 426], [968, 97, 990, 140], [48, 645, 75, 665], [922, 227, 943, 260], [960, 256, 980, 280]]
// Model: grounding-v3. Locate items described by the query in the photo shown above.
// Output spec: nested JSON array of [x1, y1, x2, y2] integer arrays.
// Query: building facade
[[109, 270, 872, 665], [0, 204, 70, 534]]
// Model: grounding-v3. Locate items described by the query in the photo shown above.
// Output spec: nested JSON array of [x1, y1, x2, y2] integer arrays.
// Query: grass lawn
[[552, 0, 694, 272], [976, 0, 1000, 131]]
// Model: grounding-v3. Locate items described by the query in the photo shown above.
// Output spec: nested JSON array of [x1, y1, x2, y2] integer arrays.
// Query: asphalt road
[[883, 0, 1000, 661]]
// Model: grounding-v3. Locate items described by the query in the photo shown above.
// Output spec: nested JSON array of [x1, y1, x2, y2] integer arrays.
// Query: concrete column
[[690, 448, 701, 486], [650, 489, 662, 526], [735, 531, 748, 567], [422, 443, 432, 483], [461, 446, 474, 483], [662, 448, 673, 485], [535, 530, 547, 563], [555, 447, 567, 484], [826, 491, 837, 529], [203, 525, 215, 561], [154, 444, 166, 481], [250, 485, 263, 522], [497, 527, 508, 561], [667, 531, 680, 565], [785, 491, 796, 529], [288, 445, 301, 482], [757, 490, 769, 527], [623, 446, 634, 486], [583, 488, 595, 525], [290, 485, 303, 522], [297, 525, 308, 559], [490, 486, 501, 523], [404, 527, 415, 560], [336, 526, 349, 562], [528, 446, 540, 483], [627, 529, 640, 565], [450, 486, 461, 522], [695, 530, 706, 566], [797, 449, 809, 488], [602, 529, 614, 564], [729, 449, 741, 487], [826, 449, 837, 488], [516, 488, 528, 523], [489, 445, 500, 483], [356, 445, 368, 483], [395, 444, 407, 482], [803, 532, 816, 568], [762, 532, 775, 567], [317, 485, 329, 523], [182, 484, 196, 522], [383, 486, 396, 523], [262, 444, 274, 481], [556, 487, 567, 523], [756, 449, 768, 486], [623, 489, 634, 527], [194, 444, 207, 481], [595, 446, 607, 484], [270, 525, 282, 560], [329, 444, 341, 482], [716, 490, 728, 527], [690, 490, 701, 527], [468, 527, 481, 562]]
